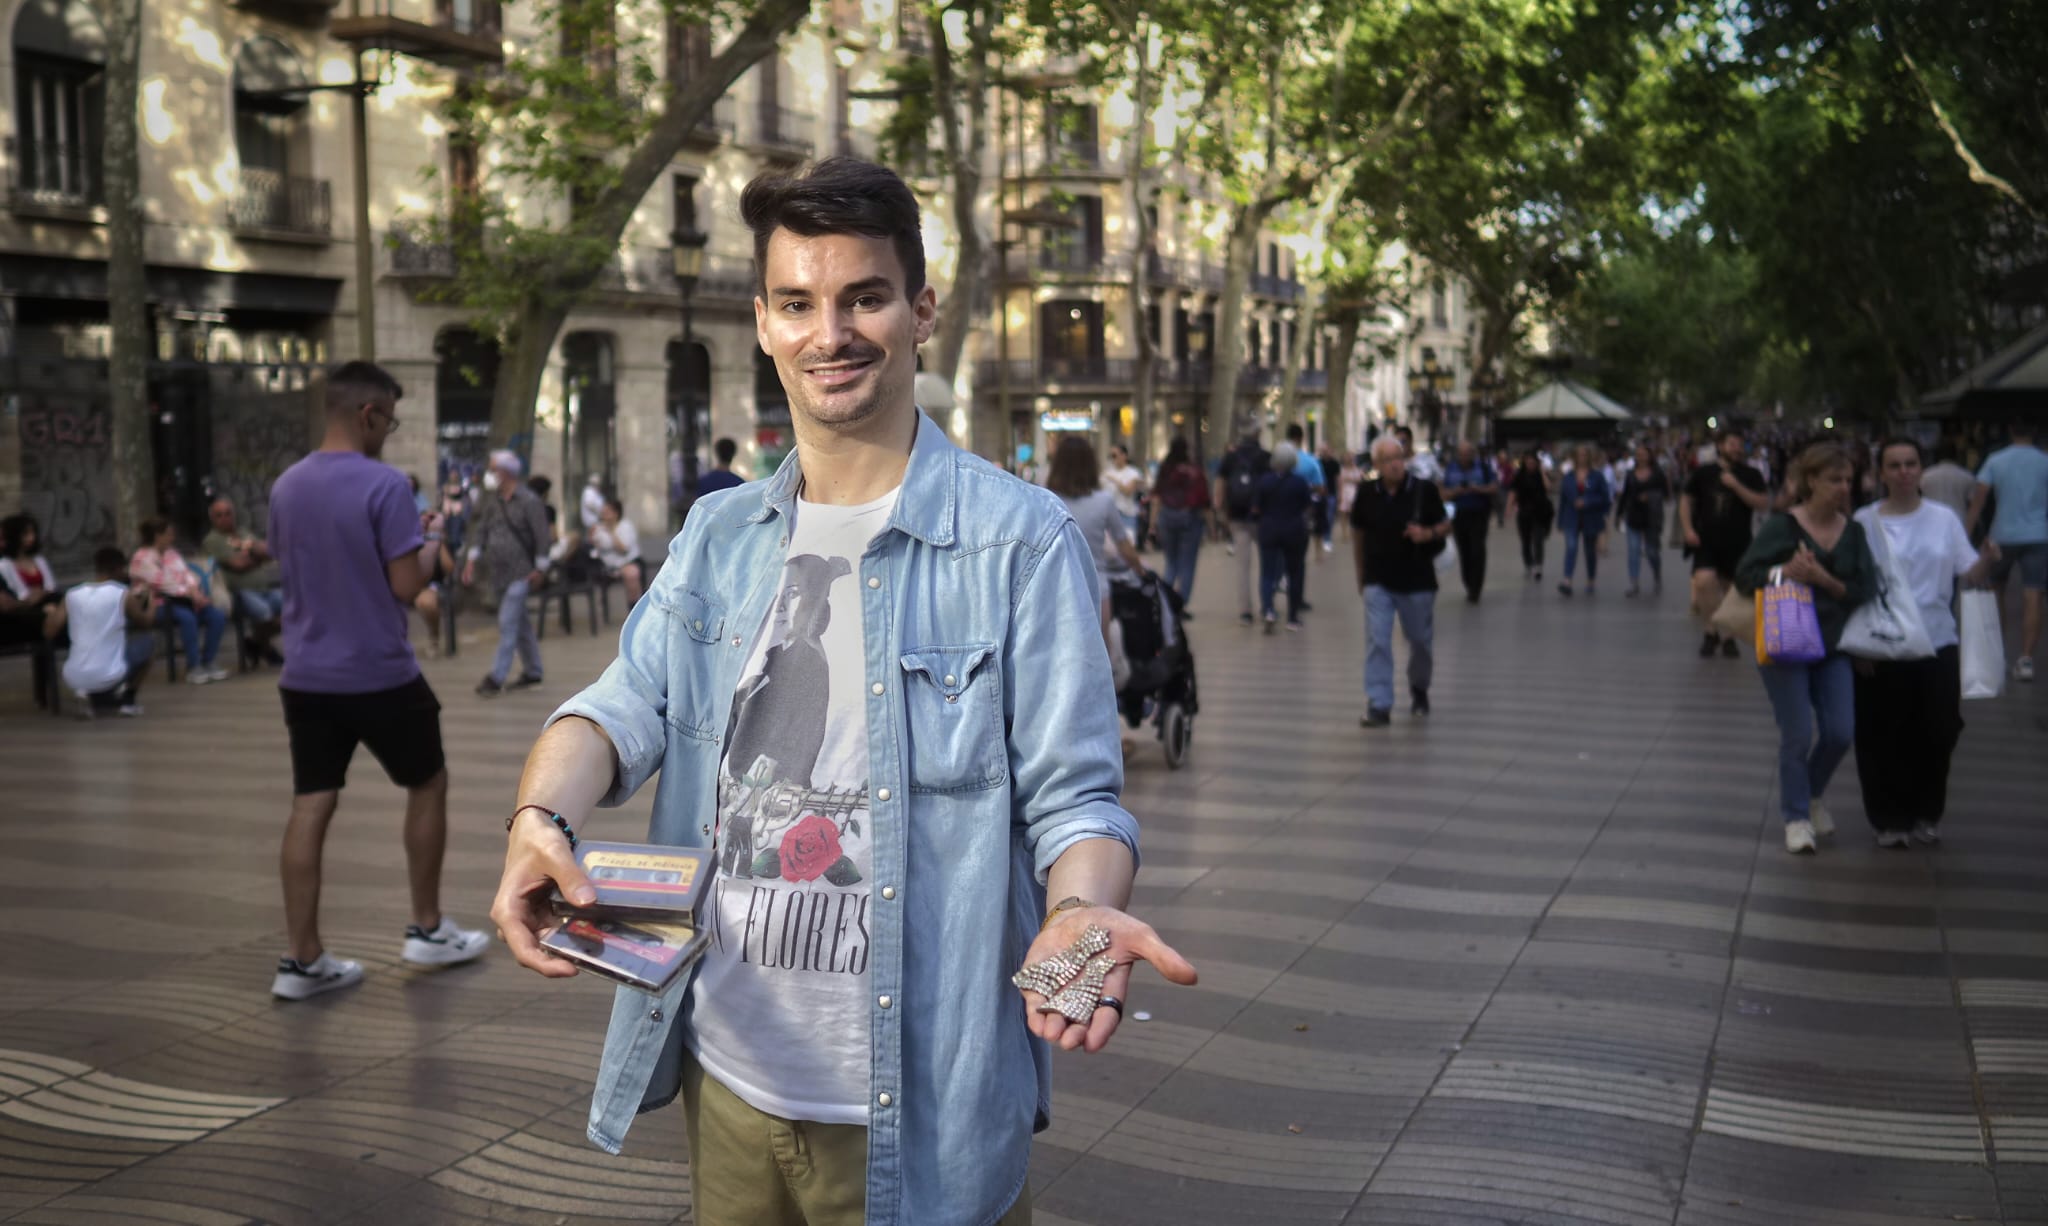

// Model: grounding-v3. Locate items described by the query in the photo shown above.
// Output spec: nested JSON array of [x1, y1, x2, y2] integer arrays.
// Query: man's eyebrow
[[769, 277, 897, 299]]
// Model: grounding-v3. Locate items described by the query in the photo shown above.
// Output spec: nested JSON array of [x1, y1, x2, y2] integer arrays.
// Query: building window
[[1044, 102, 1099, 168], [231, 38, 326, 235], [1040, 193, 1103, 272], [665, 15, 710, 85], [1430, 282, 1448, 327], [1040, 300, 1104, 377], [560, 1, 617, 87], [436, 0, 502, 36], [672, 173, 699, 235], [10, 0, 106, 211]]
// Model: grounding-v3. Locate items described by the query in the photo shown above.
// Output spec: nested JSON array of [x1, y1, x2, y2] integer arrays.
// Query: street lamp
[[671, 226, 709, 522]]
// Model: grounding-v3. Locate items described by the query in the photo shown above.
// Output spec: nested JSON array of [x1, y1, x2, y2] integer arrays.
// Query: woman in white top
[[590, 496, 644, 605], [1850, 437, 1998, 848]]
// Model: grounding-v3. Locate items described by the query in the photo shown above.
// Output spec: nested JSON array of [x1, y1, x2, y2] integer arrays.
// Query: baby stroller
[[1107, 572, 1199, 769]]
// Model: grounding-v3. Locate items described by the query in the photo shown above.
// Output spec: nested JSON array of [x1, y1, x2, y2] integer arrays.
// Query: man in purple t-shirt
[[264, 361, 489, 1000]]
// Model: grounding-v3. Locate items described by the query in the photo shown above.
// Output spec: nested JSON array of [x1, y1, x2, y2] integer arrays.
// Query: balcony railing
[[974, 357, 1269, 391], [1298, 369, 1330, 391], [1251, 272, 1305, 302], [230, 0, 340, 25], [229, 169, 332, 239], [755, 106, 815, 158], [389, 225, 457, 277], [5, 137, 103, 217], [332, 0, 503, 66]]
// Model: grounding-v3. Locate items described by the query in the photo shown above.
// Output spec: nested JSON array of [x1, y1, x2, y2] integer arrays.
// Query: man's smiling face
[[754, 229, 936, 435]]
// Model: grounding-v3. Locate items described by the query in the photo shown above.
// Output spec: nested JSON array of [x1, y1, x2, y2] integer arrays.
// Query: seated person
[[590, 495, 644, 604], [412, 509, 457, 656], [1, 512, 61, 648], [202, 497, 285, 664], [47, 546, 157, 716], [131, 517, 230, 684]]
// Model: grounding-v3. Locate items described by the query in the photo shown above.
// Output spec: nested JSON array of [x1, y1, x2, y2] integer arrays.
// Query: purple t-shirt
[[269, 451, 424, 693]]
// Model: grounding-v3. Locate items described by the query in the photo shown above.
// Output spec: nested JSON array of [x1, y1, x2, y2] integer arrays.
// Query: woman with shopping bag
[[1735, 443, 1879, 855], [1849, 438, 1999, 849]]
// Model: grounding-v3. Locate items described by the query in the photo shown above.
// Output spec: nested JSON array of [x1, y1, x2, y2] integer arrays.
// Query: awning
[[1497, 379, 1634, 421], [1921, 321, 2048, 416]]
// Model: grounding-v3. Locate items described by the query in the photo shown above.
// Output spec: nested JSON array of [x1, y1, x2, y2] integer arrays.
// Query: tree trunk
[[99, 0, 152, 546], [1125, 32, 1158, 460], [1204, 203, 1273, 444], [1325, 307, 1362, 450], [487, 0, 810, 449], [923, 1, 993, 453], [1278, 287, 1318, 438]]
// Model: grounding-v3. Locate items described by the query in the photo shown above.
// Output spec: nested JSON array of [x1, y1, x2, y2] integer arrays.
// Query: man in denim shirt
[[489, 158, 1195, 1226]]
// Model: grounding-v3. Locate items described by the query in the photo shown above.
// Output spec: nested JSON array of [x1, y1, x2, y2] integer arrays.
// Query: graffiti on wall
[[18, 402, 115, 579], [209, 389, 315, 536]]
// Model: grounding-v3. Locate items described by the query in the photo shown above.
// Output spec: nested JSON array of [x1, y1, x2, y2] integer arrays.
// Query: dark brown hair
[[741, 157, 926, 297], [1789, 441, 1853, 503], [1045, 435, 1101, 499]]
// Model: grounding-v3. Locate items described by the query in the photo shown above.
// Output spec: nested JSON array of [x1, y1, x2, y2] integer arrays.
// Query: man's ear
[[912, 284, 938, 346]]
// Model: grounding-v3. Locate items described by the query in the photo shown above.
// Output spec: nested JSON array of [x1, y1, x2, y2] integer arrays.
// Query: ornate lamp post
[[671, 226, 709, 522]]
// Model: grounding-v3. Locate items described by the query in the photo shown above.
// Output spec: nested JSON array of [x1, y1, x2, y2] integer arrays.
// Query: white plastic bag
[[1959, 589, 2005, 700], [1433, 505, 1458, 575], [1840, 525, 1934, 662]]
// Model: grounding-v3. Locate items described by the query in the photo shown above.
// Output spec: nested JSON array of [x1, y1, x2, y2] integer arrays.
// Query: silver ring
[[1096, 996, 1124, 1018]]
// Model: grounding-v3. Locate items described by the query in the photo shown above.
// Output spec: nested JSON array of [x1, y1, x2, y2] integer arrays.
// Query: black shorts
[[1690, 539, 1747, 579], [281, 675, 445, 795]]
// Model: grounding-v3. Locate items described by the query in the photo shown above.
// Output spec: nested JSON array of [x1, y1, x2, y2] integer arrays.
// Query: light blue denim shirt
[[547, 412, 1139, 1226]]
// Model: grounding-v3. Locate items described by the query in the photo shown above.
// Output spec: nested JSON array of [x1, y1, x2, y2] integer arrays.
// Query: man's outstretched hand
[[1016, 906, 1197, 1054], [490, 810, 598, 978]]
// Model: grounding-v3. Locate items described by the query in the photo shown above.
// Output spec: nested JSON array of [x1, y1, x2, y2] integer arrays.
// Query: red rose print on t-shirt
[[778, 814, 844, 883]]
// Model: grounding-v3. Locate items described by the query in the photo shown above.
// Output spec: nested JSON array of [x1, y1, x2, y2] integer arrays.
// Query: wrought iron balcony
[[332, 0, 503, 66], [755, 106, 815, 160], [1298, 369, 1330, 391], [388, 225, 457, 277], [229, 169, 332, 240], [5, 136, 104, 218], [976, 357, 1137, 389]]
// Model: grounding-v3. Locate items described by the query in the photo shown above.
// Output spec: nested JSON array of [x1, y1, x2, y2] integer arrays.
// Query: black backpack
[[1224, 445, 1268, 517]]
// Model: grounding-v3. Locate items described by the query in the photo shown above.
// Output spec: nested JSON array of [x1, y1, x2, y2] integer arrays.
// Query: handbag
[[1756, 566, 1826, 664], [1839, 518, 1933, 661], [1433, 504, 1458, 574], [1710, 584, 1752, 640], [1959, 588, 2005, 699]]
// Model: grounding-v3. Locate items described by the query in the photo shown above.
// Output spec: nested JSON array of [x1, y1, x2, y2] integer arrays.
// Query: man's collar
[[749, 409, 957, 547]]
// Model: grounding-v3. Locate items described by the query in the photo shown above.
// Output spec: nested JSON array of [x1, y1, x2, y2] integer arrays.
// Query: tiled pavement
[[2, 519, 2045, 1225]]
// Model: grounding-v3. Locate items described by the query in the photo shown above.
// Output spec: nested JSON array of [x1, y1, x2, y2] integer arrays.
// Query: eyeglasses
[[363, 403, 401, 432]]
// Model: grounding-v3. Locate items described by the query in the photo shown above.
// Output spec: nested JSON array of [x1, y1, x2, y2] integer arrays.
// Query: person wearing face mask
[[463, 451, 551, 697], [1735, 442, 1879, 855]]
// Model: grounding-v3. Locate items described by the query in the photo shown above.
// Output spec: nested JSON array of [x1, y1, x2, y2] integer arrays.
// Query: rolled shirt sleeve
[[1004, 514, 1140, 882], [546, 576, 673, 807]]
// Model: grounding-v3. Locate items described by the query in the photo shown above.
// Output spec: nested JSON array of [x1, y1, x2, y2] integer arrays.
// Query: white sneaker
[[2017, 656, 2035, 682], [1808, 800, 1835, 838], [1783, 820, 1817, 854], [204, 666, 232, 682], [118, 703, 144, 717], [1911, 820, 1941, 845], [187, 670, 216, 685], [272, 951, 364, 1000], [1876, 830, 1912, 850], [402, 917, 491, 967]]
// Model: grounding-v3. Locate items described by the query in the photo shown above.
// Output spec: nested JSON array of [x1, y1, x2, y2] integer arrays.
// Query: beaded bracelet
[[508, 803, 578, 849]]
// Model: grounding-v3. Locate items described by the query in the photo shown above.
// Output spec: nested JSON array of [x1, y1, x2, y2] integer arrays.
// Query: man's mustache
[[796, 345, 885, 370]]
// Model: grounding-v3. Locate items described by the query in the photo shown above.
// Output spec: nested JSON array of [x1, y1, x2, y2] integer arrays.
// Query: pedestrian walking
[[1616, 442, 1671, 597], [1852, 438, 1999, 849], [1101, 444, 1145, 544], [1966, 421, 2048, 681], [1555, 444, 1611, 597], [1318, 445, 1343, 552], [489, 159, 1195, 1226], [1736, 442, 1879, 855], [1442, 441, 1499, 603], [1493, 450, 1513, 527], [1350, 436, 1449, 726], [1507, 451, 1553, 580], [1919, 441, 1975, 523], [1682, 429, 1773, 657], [1215, 428, 1271, 625], [1048, 434, 1149, 643], [266, 361, 488, 999], [463, 450, 551, 697], [1150, 436, 1209, 608], [1255, 442, 1313, 633]]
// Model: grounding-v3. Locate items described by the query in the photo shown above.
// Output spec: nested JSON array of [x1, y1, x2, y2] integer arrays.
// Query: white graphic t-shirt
[[688, 487, 898, 1124]]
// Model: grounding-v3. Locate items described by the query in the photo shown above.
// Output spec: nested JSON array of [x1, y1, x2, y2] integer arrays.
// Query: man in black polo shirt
[[1350, 436, 1450, 726], [1680, 429, 1771, 657]]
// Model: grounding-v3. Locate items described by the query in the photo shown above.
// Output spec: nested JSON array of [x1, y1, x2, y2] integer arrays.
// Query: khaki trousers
[[682, 1054, 1033, 1226]]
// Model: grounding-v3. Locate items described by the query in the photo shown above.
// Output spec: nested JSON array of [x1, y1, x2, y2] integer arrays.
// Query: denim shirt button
[[732, 636, 742, 647], [876, 787, 891, 802], [878, 994, 892, 1009], [870, 682, 884, 696], [881, 886, 896, 900], [650, 1007, 664, 1022], [877, 1091, 893, 1107], [701, 823, 711, 835], [943, 674, 956, 686], [867, 576, 881, 589]]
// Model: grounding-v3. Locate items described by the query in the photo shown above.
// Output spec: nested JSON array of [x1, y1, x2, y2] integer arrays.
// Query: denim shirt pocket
[[659, 587, 727, 742], [898, 642, 1007, 793]]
